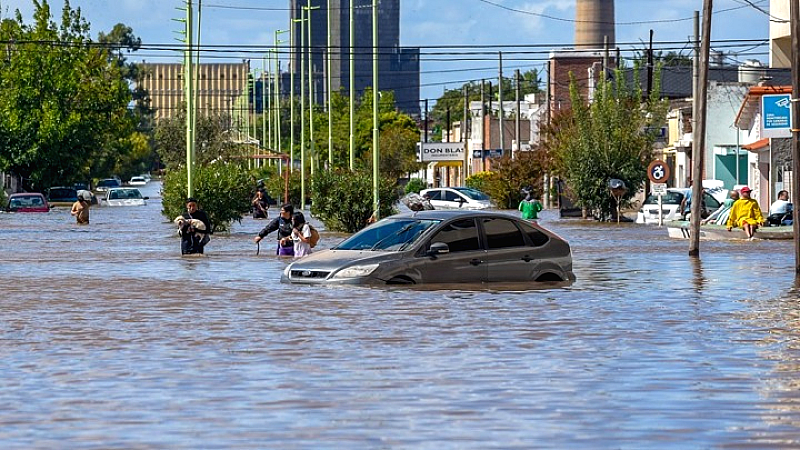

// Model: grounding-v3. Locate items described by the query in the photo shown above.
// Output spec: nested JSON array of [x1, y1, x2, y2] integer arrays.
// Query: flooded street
[[2, 182, 800, 449]]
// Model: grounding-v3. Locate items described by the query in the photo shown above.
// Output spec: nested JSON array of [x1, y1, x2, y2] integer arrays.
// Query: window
[[518, 222, 549, 247], [483, 218, 526, 249], [425, 190, 442, 201], [429, 219, 480, 253], [443, 190, 462, 202]]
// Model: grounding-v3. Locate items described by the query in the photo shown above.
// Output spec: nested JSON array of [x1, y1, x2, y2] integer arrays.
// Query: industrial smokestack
[[575, 0, 615, 49]]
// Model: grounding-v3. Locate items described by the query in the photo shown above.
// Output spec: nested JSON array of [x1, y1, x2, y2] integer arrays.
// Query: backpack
[[308, 224, 320, 248]]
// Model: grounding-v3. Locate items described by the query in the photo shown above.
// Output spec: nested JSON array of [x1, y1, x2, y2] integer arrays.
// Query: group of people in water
[[176, 194, 313, 257]]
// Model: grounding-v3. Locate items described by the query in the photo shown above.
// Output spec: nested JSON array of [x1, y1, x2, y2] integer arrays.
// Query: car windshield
[[334, 218, 440, 251], [453, 187, 489, 200], [98, 179, 119, 188]]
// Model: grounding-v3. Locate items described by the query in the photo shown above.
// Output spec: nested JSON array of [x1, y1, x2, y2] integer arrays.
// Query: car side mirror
[[427, 242, 450, 256], [143, 196, 150, 200]]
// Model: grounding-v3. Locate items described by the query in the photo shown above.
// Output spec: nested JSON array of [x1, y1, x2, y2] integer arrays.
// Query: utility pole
[[481, 79, 486, 172], [372, 0, 380, 219], [463, 85, 469, 182], [689, 0, 712, 256], [305, 1, 320, 177], [692, 11, 699, 188], [499, 51, 504, 156], [515, 69, 521, 158], [290, 19, 297, 173], [790, 0, 800, 273], [349, 0, 355, 170], [327, 0, 333, 167], [298, 9, 306, 209], [181, 0, 195, 197]]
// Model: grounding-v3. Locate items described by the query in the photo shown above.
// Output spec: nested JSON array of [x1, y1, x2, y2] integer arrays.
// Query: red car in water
[[6, 193, 50, 212]]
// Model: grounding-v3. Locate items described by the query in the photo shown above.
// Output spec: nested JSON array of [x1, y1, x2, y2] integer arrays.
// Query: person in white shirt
[[768, 190, 793, 226], [290, 211, 313, 257]]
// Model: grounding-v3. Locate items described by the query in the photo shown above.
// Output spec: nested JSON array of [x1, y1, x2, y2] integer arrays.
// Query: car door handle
[[522, 255, 533, 262], [469, 258, 483, 266]]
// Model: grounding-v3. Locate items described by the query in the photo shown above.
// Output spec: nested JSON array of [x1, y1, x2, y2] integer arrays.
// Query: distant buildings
[[289, 0, 420, 117]]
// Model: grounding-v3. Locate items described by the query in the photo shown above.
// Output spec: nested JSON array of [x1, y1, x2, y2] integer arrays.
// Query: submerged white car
[[420, 187, 493, 210], [636, 188, 723, 224], [103, 188, 148, 207]]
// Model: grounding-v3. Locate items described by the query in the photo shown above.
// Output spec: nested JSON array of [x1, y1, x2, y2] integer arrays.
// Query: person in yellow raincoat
[[726, 186, 765, 239]]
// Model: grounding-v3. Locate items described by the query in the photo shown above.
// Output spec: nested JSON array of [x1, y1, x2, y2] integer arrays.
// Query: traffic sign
[[647, 160, 670, 184], [652, 182, 667, 195]]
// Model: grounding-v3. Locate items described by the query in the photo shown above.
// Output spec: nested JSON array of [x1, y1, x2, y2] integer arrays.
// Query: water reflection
[[2, 190, 800, 448]]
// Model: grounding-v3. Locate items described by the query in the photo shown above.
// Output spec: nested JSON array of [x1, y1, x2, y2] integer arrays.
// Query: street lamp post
[[349, 0, 355, 170], [327, 0, 333, 167], [275, 29, 288, 157], [305, 1, 320, 178]]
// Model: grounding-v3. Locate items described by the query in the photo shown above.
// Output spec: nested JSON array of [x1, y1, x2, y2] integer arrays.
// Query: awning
[[735, 85, 792, 129], [741, 138, 769, 152], [430, 161, 464, 167]]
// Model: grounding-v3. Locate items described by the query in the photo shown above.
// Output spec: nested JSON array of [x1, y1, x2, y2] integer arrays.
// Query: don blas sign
[[417, 142, 465, 162]]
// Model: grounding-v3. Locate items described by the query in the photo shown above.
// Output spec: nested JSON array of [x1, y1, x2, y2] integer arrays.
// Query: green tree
[[549, 68, 667, 220], [473, 150, 550, 209], [154, 110, 241, 170], [0, 0, 134, 190], [311, 168, 399, 233]]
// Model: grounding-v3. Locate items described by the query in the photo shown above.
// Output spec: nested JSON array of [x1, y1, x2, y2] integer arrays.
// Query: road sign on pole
[[647, 160, 670, 184]]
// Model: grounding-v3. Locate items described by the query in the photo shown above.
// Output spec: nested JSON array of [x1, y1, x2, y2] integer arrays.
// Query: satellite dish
[[608, 179, 626, 190]]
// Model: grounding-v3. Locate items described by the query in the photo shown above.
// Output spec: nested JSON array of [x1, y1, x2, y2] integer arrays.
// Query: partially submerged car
[[420, 187, 493, 210], [128, 176, 147, 186], [636, 188, 723, 224], [7, 193, 49, 212], [103, 188, 148, 206], [46, 186, 78, 207], [95, 178, 121, 193], [282, 210, 574, 286]]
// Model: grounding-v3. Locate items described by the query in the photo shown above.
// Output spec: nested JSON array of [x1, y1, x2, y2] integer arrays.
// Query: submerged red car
[[6, 193, 50, 212]]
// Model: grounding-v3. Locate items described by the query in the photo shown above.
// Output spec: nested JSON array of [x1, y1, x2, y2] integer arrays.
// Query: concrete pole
[[790, 0, 800, 273], [306, 2, 320, 178], [689, 0, 712, 256]]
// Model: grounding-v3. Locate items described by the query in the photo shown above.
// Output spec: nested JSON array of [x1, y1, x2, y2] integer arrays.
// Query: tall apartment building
[[290, 0, 420, 117], [138, 62, 250, 120]]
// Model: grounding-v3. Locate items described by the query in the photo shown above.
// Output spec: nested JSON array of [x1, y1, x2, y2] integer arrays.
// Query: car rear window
[[48, 188, 77, 200], [482, 218, 526, 249], [518, 221, 550, 247]]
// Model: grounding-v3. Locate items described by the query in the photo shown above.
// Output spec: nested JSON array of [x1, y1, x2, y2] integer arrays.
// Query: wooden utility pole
[[689, 0, 712, 256], [790, 0, 800, 273]]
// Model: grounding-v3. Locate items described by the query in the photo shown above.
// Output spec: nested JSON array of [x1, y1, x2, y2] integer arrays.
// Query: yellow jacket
[[727, 198, 764, 228]]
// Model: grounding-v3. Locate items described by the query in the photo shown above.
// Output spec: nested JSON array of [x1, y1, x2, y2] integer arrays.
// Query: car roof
[[10, 192, 45, 197], [388, 209, 514, 220]]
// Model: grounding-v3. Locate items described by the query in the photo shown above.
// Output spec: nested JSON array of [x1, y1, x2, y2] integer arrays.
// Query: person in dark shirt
[[253, 203, 295, 256], [181, 198, 211, 254]]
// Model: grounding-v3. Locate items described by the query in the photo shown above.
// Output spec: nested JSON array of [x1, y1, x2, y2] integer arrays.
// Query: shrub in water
[[311, 169, 399, 233], [162, 161, 253, 232]]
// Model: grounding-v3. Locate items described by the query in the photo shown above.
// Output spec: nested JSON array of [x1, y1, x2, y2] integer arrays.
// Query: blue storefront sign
[[471, 149, 504, 159], [762, 93, 792, 138]]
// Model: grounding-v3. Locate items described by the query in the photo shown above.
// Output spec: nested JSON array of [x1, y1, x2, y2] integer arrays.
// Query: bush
[[311, 169, 400, 233], [404, 177, 426, 195], [465, 171, 497, 194], [162, 161, 253, 232]]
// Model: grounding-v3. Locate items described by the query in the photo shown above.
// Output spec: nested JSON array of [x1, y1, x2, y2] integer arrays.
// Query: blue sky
[[2, 0, 771, 103]]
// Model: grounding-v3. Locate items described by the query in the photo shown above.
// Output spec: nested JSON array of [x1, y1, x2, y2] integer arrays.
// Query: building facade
[[138, 62, 250, 120], [289, 0, 420, 117]]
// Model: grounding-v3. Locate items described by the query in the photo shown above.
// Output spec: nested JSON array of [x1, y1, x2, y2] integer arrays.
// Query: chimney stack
[[575, 0, 615, 49]]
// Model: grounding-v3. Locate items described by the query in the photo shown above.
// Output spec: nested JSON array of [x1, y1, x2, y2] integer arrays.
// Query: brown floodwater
[[2, 182, 800, 449]]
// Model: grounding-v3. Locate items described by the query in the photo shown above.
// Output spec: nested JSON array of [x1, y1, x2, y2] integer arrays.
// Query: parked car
[[636, 188, 723, 224], [103, 188, 148, 206], [6, 193, 49, 212], [281, 210, 575, 286], [95, 178, 121, 193], [46, 186, 78, 207], [128, 176, 147, 186], [420, 187, 493, 210]]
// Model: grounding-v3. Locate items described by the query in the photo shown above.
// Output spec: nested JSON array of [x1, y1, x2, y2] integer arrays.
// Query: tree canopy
[[0, 0, 146, 190]]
